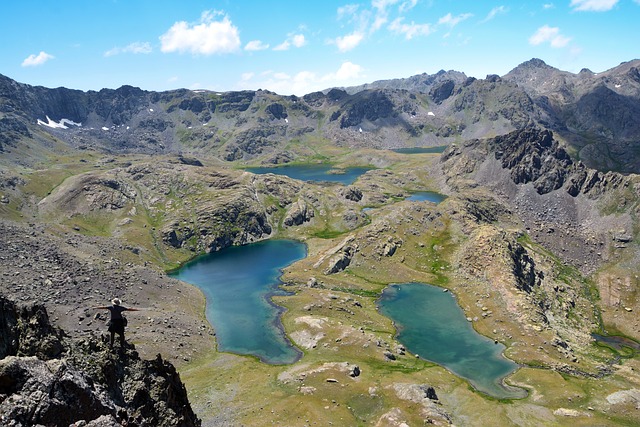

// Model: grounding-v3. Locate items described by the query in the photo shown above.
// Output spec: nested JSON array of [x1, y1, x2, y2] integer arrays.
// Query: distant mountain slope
[[2, 57, 640, 172], [337, 69, 468, 95], [502, 58, 640, 172]]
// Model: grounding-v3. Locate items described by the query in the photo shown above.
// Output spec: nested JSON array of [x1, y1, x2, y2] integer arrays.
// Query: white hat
[[111, 298, 121, 306]]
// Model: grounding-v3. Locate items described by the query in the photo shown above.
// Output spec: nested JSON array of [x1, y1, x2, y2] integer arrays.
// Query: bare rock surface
[[0, 296, 200, 427]]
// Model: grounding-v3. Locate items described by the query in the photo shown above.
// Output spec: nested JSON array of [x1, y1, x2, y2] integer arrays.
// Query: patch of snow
[[126, 126, 130, 130], [187, 126, 192, 129], [285, 118, 289, 123], [149, 108, 154, 112], [427, 111, 435, 116], [37, 116, 82, 129], [203, 123, 207, 126], [359, 127, 363, 133], [101, 127, 109, 131], [615, 84, 621, 88]]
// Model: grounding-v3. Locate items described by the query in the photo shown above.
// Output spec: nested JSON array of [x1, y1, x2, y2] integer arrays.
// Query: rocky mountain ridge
[[2, 57, 639, 172]]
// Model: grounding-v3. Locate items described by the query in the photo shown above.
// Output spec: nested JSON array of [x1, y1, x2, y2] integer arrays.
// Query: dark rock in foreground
[[0, 296, 200, 427]]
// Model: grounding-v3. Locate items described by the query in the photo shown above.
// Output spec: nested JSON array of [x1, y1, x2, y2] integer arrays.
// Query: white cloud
[[273, 41, 290, 51], [481, 6, 508, 23], [438, 12, 473, 28], [245, 40, 269, 51], [389, 18, 433, 40], [292, 34, 306, 48], [333, 32, 365, 52], [543, 3, 555, 9], [529, 25, 571, 47], [21, 51, 54, 67], [337, 4, 360, 20], [273, 33, 306, 51], [104, 42, 152, 57], [160, 10, 240, 55], [335, 61, 364, 80], [239, 61, 365, 96], [273, 72, 290, 80], [399, 0, 418, 13], [570, 0, 618, 11]]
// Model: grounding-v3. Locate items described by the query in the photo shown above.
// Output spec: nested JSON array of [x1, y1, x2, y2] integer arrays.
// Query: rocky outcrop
[[265, 103, 288, 120], [430, 80, 455, 104], [339, 186, 363, 202], [325, 244, 357, 274], [443, 126, 638, 200], [284, 199, 314, 227], [339, 91, 395, 128], [0, 298, 65, 360], [162, 193, 273, 252], [0, 296, 200, 427], [492, 126, 573, 194], [38, 172, 138, 216]]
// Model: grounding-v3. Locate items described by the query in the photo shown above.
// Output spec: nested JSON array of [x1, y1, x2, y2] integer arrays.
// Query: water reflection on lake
[[378, 283, 526, 399], [169, 240, 306, 364], [246, 164, 372, 185]]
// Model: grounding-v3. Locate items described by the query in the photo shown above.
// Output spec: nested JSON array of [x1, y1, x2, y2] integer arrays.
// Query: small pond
[[406, 191, 447, 203], [592, 333, 640, 353], [378, 283, 526, 399], [392, 146, 448, 154], [246, 164, 372, 185], [169, 239, 306, 364]]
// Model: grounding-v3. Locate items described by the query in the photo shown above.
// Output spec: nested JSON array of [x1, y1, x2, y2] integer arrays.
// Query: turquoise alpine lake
[[246, 164, 372, 184], [169, 240, 307, 364], [378, 283, 526, 399], [406, 191, 447, 203]]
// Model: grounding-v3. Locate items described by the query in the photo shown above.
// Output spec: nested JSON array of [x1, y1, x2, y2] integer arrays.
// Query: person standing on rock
[[93, 298, 139, 348]]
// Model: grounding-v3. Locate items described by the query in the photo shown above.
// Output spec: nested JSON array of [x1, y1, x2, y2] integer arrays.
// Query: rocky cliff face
[[503, 58, 640, 172], [0, 296, 200, 427]]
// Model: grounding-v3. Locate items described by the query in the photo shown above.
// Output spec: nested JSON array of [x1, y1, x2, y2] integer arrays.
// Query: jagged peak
[[523, 58, 549, 68], [507, 58, 557, 75]]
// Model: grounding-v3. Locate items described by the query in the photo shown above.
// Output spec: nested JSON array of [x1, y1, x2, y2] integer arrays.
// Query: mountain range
[[2, 58, 640, 172]]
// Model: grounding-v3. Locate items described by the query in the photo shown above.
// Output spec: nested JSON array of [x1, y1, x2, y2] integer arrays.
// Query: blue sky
[[2, 0, 639, 95]]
